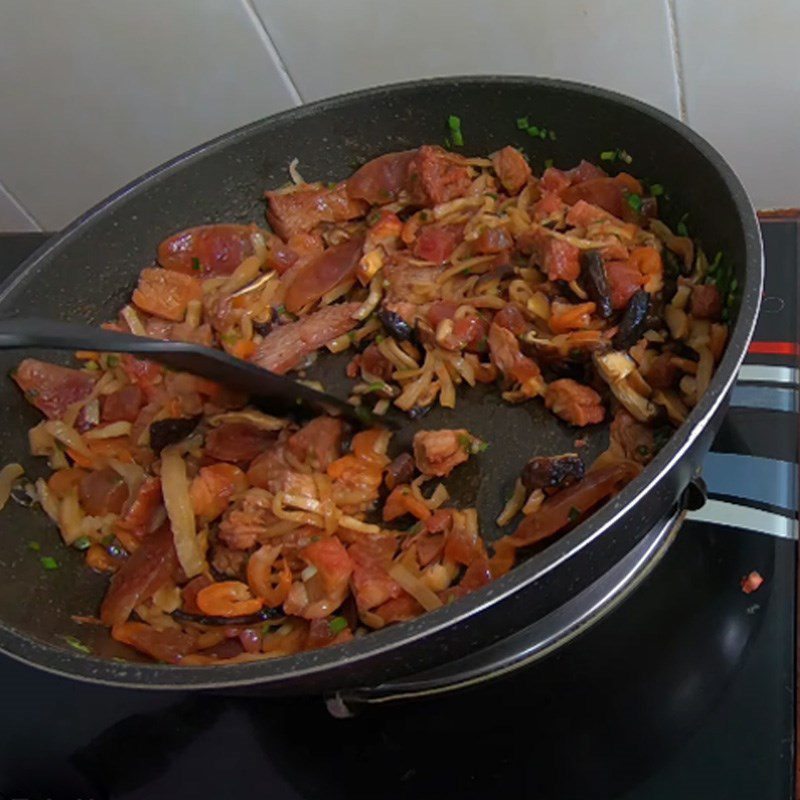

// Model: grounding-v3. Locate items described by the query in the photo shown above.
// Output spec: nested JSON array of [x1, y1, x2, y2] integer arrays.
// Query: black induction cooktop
[[0, 223, 796, 800]]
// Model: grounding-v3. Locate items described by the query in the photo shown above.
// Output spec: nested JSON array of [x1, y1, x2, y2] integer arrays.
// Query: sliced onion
[[44, 420, 92, 459], [161, 446, 205, 578], [35, 478, 60, 523], [497, 479, 526, 526], [121, 305, 147, 336], [388, 562, 443, 612], [108, 458, 145, 500], [58, 486, 84, 545], [0, 463, 24, 511], [288, 157, 304, 185], [84, 421, 132, 439]]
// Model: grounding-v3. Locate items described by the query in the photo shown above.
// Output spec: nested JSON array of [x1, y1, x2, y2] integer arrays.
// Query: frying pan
[[0, 76, 762, 693]]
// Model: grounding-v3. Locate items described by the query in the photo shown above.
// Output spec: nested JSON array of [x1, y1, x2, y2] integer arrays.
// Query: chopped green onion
[[676, 213, 689, 237], [476, 441, 489, 453], [626, 193, 643, 213], [486, 193, 498, 200], [618, 149, 633, 164], [366, 381, 387, 394], [40, 556, 59, 570], [73, 536, 92, 551], [600, 150, 616, 161], [63, 635, 91, 654], [539, 128, 547, 140], [526, 125, 540, 138], [549, 129, 557, 141], [636, 445, 650, 457], [84, 361, 100, 371], [28, 541, 41, 552], [191, 257, 202, 271], [458, 433, 473, 453], [729, 278, 739, 293], [447, 115, 464, 147], [568, 506, 582, 523], [328, 616, 348, 635], [374, 333, 385, 344], [106, 354, 119, 368], [650, 184, 664, 197], [461, 267, 473, 275], [446, 593, 457, 605], [516, 116, 529, 130], [544, 158, 554, 170], [476, 336, 488, 352], [709, 251, 723, 273], [275, 304, 286, 316], [261, 623, 276, 636]]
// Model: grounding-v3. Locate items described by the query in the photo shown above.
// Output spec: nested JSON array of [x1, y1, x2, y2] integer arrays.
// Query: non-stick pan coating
[[0, 77, 761, 691]]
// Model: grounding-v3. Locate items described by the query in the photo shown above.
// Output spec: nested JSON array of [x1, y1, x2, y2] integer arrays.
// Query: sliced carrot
[[195, 581, 264, 618], [66, 448, 94, 469], [48, 467, 88, 498], [383, 484, 432, 522], [549, 301, 596, 334], [231, 338, 256, 360]]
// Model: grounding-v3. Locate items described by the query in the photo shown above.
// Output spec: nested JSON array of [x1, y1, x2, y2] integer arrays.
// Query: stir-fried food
[[6, 142, 731, 664]]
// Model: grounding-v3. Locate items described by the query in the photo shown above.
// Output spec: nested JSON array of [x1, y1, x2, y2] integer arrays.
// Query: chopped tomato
[[189, 463, 248, 521], [565, 199, 611, 228], [283, 236, 364, 314], [288, 417, 344, 470], [120, 354, 163, 389], [132, 267, 202, 322], [13, 358, 96, 420], [491, 146, 531, 194], [565, 160, 607, 184], [740, 571, 764, 594], [301, 537, 353, 600], [374, 593, 423, 623], [348, 538, 402, 610], [196, 580, 264, 618], [383, 484, 432, 522], [79, 467, 129, 516], [444, 518, 485, 565], [532, 192, 566, 221], [541, 237, 581, 282], [101, 385, 143, 423], [474, 226, 513, 254], [605, 260, 645, 310], [413, 224, 462, 263], [691, 284, 723, 321], [426, 300, 459, 328], [205, 422, 273, 464], [561, 174, 642, 218], [48, 467, 87, 499], [545, 379, 605, 426], [493, 304, 528, 336], [540, 167, 571, 194]]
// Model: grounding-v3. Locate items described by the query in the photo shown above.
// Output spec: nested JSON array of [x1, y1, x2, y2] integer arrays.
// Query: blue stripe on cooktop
[[703, 451, 797, 513], [729, 385, 798, 412]]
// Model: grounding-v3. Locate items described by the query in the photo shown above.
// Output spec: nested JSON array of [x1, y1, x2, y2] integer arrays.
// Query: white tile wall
[[0, 0, 797, 230], [0, 0, 299, 230], [0, 181, 40, 232], [674, 0, 800, 211], [253, 0, 681, 115]]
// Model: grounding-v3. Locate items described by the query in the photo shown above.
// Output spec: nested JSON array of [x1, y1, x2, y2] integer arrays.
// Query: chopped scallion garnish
[[516, 116, 529, 130], [328, 616, 348, 635], [650, 184, 664, 197], [626, 193, 643, 213], [600, 150, 616, 161], [73, 536, 92, 551], [447, 115, 464, 146], [568, 506, 581, 523], [28, 540, 40, 552], [40, 556, 59, 570], [63, 635, 91, 653], [526, 125, 540, 138]]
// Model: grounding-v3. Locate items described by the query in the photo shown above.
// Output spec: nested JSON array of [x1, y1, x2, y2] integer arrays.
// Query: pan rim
[[0, 74, 763, 689]]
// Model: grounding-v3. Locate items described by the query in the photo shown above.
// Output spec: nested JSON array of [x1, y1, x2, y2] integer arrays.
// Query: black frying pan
[[0, 77, 762, 692]]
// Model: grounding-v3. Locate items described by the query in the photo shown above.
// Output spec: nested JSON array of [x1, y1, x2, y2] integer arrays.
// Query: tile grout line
[[666, 0, 688, 122], [0, 177, 42, 230], [240, 0, 305, 106]]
